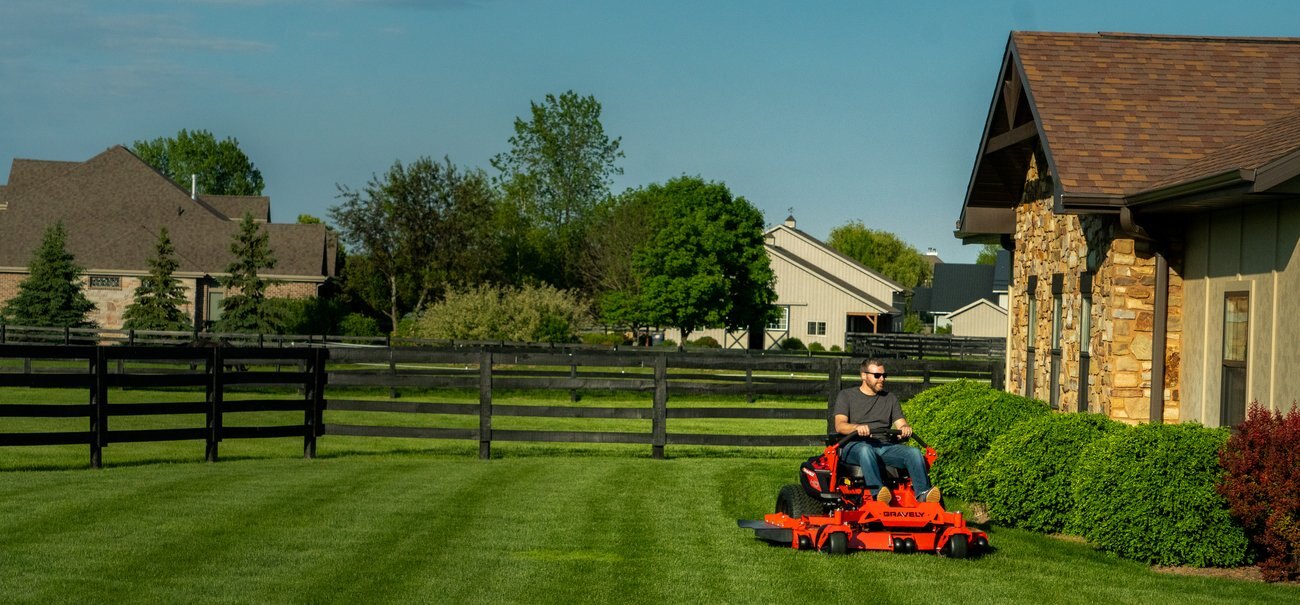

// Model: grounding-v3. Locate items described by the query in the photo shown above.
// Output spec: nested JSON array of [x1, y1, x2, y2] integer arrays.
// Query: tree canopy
[[976, 243, 1001, 265], [330, 156, 498, 330], [631, 177, 777, 342], [131, 129, 265, 196], [826, 221, 931, 288], [1, 222, 96, 328], [122, 228, 192, 332], [491, 91, 623, 289]]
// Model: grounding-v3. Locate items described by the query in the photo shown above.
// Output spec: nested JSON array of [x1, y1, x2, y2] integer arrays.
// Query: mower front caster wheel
[[820, 532, 848, 555], [940, 534, 968, 558]]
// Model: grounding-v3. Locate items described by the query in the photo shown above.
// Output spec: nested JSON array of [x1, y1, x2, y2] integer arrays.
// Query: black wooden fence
[[846, 333, 1006, 359], [0, 344, 325, 468], [0, 344, 1002, 466]]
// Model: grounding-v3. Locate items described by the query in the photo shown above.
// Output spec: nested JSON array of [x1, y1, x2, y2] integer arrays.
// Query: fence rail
[[0, 343, 1002, 466], [846, 333, 1005, 359]]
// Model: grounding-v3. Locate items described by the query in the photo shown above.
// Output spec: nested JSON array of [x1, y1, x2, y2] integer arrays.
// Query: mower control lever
[[830, 428, 928, 449]]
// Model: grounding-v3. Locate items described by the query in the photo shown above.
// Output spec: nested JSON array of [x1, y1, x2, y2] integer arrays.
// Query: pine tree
[[215, 213, 282, 333], [122, 228, 193, 332], [1, 222, 96, 327]]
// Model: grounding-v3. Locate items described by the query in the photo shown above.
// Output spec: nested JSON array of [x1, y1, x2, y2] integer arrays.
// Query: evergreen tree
[[122, 228, 193, 332], [1, 222, 96, 328], [215, 213, 282, 333]]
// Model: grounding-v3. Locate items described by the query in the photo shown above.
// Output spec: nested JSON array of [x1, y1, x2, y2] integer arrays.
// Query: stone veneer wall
[[1008, 164, 1183, 423]]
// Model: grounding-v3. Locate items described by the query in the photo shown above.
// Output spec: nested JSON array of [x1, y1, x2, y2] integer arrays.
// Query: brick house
[[956, 32, 1300, 426], [0, 146, 337, 329]]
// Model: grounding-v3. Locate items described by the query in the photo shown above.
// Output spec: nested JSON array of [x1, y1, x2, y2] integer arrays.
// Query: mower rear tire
[[941, 534, 969, 559], [776, 484, 821, 518]]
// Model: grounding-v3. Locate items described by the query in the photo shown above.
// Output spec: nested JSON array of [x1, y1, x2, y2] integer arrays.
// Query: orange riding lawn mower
[[738, 430, 989, 557]]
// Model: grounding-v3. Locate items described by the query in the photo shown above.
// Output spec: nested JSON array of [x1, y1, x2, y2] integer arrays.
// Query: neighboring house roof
[[949, 297, 1007, 319], [958, 31, 1300, 239], [930, 263, 996, 313], [992, 249, 1011, 292], [767, 223, 908, 294], [203, 195, 271, 222], [765, 245, 898, 313], [0, 146, 335, 280]]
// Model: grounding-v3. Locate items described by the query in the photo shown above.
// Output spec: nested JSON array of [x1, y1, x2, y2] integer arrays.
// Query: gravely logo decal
[[882, 511, 927, 519]]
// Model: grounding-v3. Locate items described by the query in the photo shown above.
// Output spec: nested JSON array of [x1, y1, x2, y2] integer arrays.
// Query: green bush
[[905, 381, 1049, 499], [971, 413, 1126, 532], [830, 345, 841, 352], [807, 342, 825, 352], [267, 297, 350, 335], [779, 337, 806, 351], [687, 336, 721, 348], [414, 284, 591, 343], [901, 379, 996, 435], [339, 312, 381, 337], [657, 338, 677, 348], [1070, 423, 1249, 567], [581, 332, 627, 346]]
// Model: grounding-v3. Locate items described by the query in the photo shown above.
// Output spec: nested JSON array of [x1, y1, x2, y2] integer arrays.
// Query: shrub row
[[905, 380, 1254, 569]]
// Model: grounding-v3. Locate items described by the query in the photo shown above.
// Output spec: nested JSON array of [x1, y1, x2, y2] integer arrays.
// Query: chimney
[[925, 248, 939, 256], [191, 174, 197, 200]]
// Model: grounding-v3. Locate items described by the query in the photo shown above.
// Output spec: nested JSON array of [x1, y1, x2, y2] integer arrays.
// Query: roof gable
[[959, 31, 1300, 238], [766, 244, 897, 313], [765, 223, 907, 293], [950, 297, 1007, 318]]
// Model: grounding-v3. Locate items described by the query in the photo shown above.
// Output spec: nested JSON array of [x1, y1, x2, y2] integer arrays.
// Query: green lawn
[[2, 387, 1296, 604], [1, 453, 1295, 604]]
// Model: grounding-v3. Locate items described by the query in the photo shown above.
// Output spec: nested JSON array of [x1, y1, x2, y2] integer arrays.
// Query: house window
[[1078, 272, 1093, 413], [1221, 292, 1248, 427], [767, 306, 789, 331], [1025, 276, 1038, 398], [89, 276, 121, 289], [1049, 274, 1063, 410], [807, 321, 826, 336], [206, 288, 225, 328]]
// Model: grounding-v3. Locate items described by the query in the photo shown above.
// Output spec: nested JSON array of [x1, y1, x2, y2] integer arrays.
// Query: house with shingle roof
[[956, 31, 1300, 426], [0, 146, 336, 329], [678, 216, 905, 350]]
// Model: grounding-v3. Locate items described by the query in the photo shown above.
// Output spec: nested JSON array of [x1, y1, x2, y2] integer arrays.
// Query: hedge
[[1218, 404, 1300, 581], [970, 413, 1126, 532], [1070, 423, 1249, 567], [903, 380, 1049, 499]]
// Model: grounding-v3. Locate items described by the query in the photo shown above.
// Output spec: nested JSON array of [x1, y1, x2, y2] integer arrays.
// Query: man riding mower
[[737, 429, 989, 557]]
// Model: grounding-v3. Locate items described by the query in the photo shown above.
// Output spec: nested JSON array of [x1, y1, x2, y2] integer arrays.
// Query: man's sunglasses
[[865, 372, 887, 379]]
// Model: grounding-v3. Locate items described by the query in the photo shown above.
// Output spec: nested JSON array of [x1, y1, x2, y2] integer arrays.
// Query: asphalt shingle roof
[[1014, 31, 1300, 196], [0, 146, 335, 279]]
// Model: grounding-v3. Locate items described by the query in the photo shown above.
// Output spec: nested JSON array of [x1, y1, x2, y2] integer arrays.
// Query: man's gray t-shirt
[[832, 387, 904, 435]]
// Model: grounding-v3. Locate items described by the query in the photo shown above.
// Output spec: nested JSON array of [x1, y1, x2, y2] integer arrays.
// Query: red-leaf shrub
[[1218, 403, 1300, 582]]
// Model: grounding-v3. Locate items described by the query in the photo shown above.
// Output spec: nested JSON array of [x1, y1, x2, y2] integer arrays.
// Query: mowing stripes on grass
[[1, 456, 1297, 604]]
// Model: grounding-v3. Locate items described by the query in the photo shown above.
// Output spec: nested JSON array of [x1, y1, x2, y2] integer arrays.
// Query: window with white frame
[[767, 306, 789, 331]]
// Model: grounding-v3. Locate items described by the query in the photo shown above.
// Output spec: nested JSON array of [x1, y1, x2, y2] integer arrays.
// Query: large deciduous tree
[[329, 156, 498, 330], [122, 228, 192, 332], [632, 177, 778, 342], [976, 243, 1001, 265], [1, 222, 96, 328], [216, 213, 282, 333], [491, 90, 623, 289], [827, 221, 931, 288], [131, 129, 265, 196]]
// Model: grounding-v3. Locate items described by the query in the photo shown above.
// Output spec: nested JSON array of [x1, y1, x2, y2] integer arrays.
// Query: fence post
[[569, 360, 580, 402], [479, 350, 493, 460], [652, 354, 667, 459], [207, 347, 223, 463], [922, 364, 932, 391], [90, 347, 106, 469], [304, 348, 325, 459], [825, 358, 842, 433], [991, 360, 1005, 391], [388, 345, 399, 399], [745, 363, 755, 404]]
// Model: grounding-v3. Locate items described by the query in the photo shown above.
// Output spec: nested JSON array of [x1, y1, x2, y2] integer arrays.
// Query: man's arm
[[891, 417, 912, 439], [835, 414, 871, 436]]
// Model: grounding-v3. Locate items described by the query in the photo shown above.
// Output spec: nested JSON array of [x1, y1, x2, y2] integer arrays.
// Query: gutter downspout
[[1150, 252, 1168, 424]]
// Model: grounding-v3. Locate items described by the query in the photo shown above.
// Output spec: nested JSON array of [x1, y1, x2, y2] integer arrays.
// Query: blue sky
[[3, 0, 1298, 263]]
